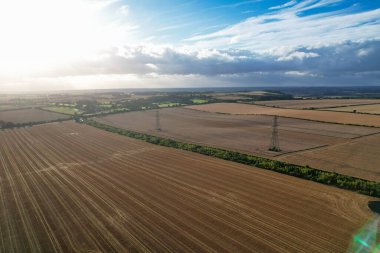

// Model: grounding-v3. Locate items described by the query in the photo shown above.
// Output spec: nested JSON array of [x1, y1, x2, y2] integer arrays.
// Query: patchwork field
[[326, 104, 380, 114], [187, 103, 380, 127], [255, 99, 380, 109], [0, 108, 70, 124], [96, 108, 380, 158], [0, 122, 375, 252]]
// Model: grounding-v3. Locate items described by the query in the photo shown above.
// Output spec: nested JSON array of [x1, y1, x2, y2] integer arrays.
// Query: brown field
[[278, 133, 380, 182], [326, 104, 380, 114], [187, 103, 380, 127], [96, 108, 379, 159], [255, 99, 380, 109], [0, 105, 25, 111], [0, 122, 376, 252], [0, 108, 70, 124]]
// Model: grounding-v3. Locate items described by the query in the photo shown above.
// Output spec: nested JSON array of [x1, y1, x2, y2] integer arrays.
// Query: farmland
[[278, 133, 380, 181], [191, 99, 209, 104], [325, 104, 380, 114], [0, 122, 375, 252], [41, 106, 83, 115], [0, 108, 70, 124], [211, 91, 293, 101], [187, 103, 380, 127], [95, 108, 380, 159], [255, 99, 380, 109], [0, 105, 32, 111]]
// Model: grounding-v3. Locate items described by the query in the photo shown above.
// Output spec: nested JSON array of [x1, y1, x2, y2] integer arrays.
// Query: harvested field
[[96, 108, 380, 158], [326, 104, 380, 114], [0, 122, 376, 252], [0, 108, 70, 124], [0, 105, 27, 111], [279, 133, 380, 182], [255, 99, 380, 109], [187, 103, 380, 127]]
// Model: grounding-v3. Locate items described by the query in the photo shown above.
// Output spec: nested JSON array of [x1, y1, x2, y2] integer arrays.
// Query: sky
[[0, 0, 379, 91]]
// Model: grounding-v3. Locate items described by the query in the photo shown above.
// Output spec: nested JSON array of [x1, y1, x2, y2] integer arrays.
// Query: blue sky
[[0, 0, 379, 91], [115, 0, 380, 45]]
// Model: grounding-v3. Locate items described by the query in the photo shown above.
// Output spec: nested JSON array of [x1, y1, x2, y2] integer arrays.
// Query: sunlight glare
[[0, 0, 114, 75]]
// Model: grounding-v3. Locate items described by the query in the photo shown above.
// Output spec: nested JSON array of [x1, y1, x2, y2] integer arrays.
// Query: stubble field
[[187, 103, 380, 127], [255, 99, 380, 109], [96, 108, 380, 159], [278, 133, 380, 181], [0, 108, 70, 124], [325, 104, 380, 114], [0, 122, 375, 252]]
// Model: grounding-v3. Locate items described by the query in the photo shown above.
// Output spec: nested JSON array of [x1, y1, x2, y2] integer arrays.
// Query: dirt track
[[187, 103, 380, 127], [0, 122, 376, 252]]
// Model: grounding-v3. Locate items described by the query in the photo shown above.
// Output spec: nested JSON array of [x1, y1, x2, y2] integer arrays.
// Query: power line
[[155, 110, 161, 131], [269, 115, 281, 152]]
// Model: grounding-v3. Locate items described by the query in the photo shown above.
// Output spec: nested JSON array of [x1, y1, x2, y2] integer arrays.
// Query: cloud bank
[[0, 0, 379, 91]]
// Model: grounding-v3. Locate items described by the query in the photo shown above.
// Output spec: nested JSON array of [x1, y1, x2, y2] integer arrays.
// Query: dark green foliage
[[0, 118, 70, 130], [85, 120, 380, 197], [268, 147, 281, 152]]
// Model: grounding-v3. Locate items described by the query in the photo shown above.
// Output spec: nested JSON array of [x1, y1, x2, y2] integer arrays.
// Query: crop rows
[[187, 103, 380, 127], [0, 122, 375, 252]]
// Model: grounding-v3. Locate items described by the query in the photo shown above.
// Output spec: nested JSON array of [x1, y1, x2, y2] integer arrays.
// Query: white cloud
[[278, 51, 319, 61], [120, 5, 129, 16], [0, 0, 379, 91], [187, 1, 380, 52], [269, 0, 297, 10], [285, 71, 318, 77], [145, 63, 159, 71], [357, 48, 373, 57]]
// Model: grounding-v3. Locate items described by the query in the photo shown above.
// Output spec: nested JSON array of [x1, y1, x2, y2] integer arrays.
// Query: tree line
[[0, 118, 69, 130]]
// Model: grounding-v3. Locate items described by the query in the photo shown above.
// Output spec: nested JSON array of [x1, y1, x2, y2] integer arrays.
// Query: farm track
[[0, 122, 376, 252]]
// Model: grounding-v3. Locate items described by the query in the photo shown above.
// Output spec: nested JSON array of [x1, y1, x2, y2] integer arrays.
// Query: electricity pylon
[[269, 115, 281, 152], [155, 110, 161, 131]]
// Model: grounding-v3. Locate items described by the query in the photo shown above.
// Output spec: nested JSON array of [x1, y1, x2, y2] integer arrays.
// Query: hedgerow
[[85, 120, 380, 197]]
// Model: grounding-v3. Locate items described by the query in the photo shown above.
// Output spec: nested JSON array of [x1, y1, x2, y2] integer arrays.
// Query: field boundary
[[185, 106, 380, 128], [38, 106, 79, 116], [0, 106, 34, 112], [253, 101, 380, 110], [85, 119, 380, 197], [318, 108, 380, 116], [0, 117, 72, 130]]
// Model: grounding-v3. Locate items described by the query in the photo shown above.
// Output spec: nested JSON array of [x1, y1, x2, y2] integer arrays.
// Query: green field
[[158, 102, 181, 108], [43, 106, 82, 115], [99, 104, 113, 109], [191, 99, 209, 104]]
